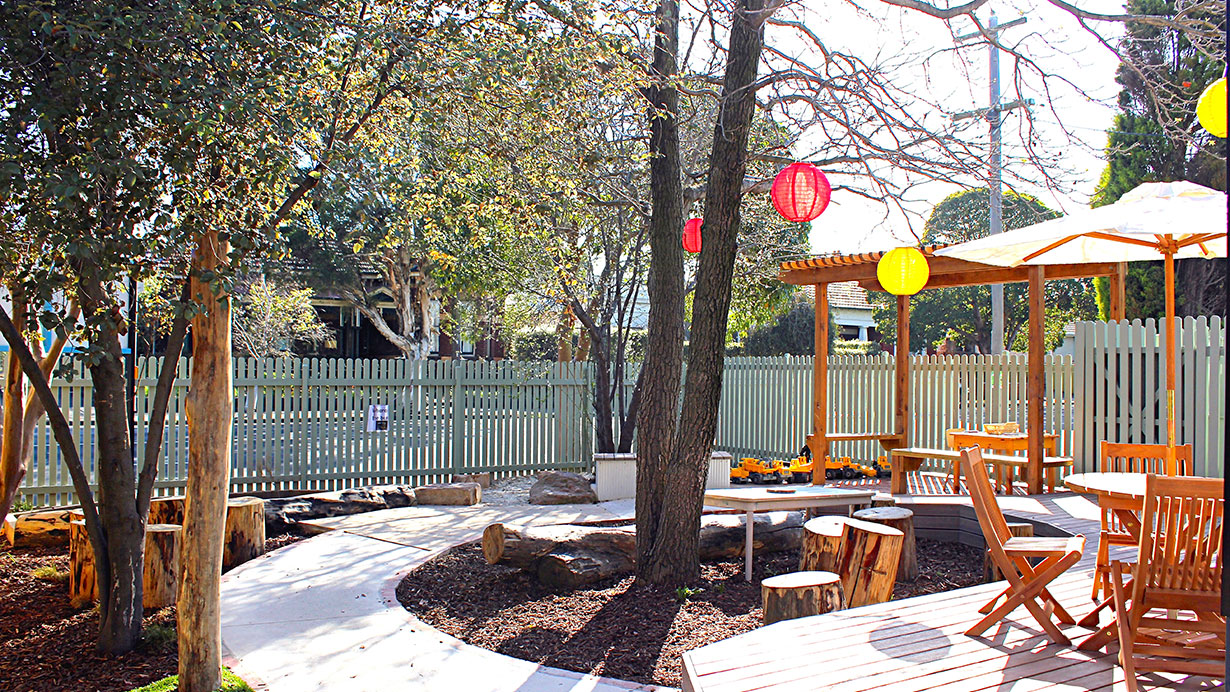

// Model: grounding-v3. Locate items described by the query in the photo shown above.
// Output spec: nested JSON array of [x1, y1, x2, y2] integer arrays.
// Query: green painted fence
[[7, 316, 1224, 506]]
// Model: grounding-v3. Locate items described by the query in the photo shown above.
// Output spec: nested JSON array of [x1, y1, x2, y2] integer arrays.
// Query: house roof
[[802, 282, 873, 311]]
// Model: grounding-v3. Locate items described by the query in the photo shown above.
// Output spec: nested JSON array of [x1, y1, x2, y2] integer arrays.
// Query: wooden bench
[[890, 447, 1073, 495]]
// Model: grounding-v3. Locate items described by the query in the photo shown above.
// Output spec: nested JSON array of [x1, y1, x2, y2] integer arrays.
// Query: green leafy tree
[[1090, 0, 1227, 319], [870, 188, 1097, 352], [231, 276, 331, 358]]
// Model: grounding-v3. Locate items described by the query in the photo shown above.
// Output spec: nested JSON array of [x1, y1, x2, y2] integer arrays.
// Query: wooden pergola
[[779, 245, 1128, 495]]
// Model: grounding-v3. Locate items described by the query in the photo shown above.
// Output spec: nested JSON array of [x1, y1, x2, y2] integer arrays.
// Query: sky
[[773, 0, 1130, 256]]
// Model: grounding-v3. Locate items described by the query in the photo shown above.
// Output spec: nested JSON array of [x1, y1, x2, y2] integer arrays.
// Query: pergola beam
[[779, 258, 1122, 287], [856, 262, 1125, 292]]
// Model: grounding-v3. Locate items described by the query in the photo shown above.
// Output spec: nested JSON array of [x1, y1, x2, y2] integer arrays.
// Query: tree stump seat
[[800, 515, 903, 608], [761, 570, 845, 625], [68, 520, 182, 609], [852, 506, 917, 582]]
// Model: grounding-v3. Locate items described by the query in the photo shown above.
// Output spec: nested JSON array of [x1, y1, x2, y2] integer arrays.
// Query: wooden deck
[[681, 486, 1225, 692]]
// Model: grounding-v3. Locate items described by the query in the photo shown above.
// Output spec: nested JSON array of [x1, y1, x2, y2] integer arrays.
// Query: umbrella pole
[[1164, 248, 1177, 474]]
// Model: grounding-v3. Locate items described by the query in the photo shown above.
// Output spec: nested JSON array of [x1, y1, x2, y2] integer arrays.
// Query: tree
[[231, 276, 331, 358], [869, 188, 1098, 353], [1090, 0, 1226, 319]]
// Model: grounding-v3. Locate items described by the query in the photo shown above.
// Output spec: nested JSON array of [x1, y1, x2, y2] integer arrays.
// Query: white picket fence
[[6, 316, 1224, 506], [17, 358, 594, 506]]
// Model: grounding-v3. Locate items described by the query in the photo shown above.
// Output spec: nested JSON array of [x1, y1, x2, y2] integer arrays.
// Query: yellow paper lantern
[[1197, 77, 1227, 138], [877, 247, 930, 295]]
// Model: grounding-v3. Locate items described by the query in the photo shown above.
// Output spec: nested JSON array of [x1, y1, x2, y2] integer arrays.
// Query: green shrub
[[142, 623, 177, 649]]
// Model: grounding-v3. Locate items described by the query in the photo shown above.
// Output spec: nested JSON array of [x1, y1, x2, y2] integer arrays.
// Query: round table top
[[1064, 472, 1148, 499]]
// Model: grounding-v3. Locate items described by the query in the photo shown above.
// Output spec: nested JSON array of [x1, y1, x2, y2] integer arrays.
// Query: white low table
[[702, 486, 877, 581]]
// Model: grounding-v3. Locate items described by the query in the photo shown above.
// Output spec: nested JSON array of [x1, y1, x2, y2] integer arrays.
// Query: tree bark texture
[[0, 287, 27, 519], [77, 272, 145, 655], [761, 571, 845, 625], [634, 0, 688, 585], [485, 513, 802, 587], [178, 228, 233, 692], [637, 0, 772, 586], [149, 496, 186, 526], [143, 524, 182, 609], [800, 516, 903, 608], [852, 506, 918, 582], [222, 497, 265, 570]]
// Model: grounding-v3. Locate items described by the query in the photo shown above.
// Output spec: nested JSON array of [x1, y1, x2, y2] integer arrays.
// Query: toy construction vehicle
[[780, 456, 814, 483], [730, 457, 791, 484]]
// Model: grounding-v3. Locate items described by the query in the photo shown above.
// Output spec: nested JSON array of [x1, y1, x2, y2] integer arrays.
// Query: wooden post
[[890, 295, 910, 494], [179, 227, 232, 692], [762, 571, 845, 625], [1163, 249, 1177, 474], [1108, 262, 1127, 321], [68, 519, 97, 607], [810, 283, 829, 485], [1026, 266, 1045, 495]]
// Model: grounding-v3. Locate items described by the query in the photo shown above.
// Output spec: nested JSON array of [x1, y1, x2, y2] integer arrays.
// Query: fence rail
[[6, 316, 1223, 506]]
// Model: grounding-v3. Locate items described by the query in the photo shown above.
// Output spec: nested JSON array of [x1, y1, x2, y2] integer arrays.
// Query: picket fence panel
[[1074, 316, 1225, 478], [7, 316, 1224, 506]]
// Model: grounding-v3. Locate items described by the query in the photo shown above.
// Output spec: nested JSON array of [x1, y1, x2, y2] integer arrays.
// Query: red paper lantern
[[683, 217, 703, 253], [771, 163, 831, 223]]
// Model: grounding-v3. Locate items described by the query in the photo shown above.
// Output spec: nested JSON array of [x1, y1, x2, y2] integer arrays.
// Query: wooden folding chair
[[1111, 474, 1224, 692], [1091, 442, 1193, 602], [961, 446, 1085, 645]]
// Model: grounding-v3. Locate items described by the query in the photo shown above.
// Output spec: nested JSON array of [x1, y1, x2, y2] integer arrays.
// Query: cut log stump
[[762, 571, 845, 625], [984, 521, 1034, 582], [143, 524, 181, 609], [149, 496, 186, 526], [68, 519, 97, 608], [223, 497, 266, 570], [5, 509, 79, 548], [69, 520, 184, 609], [482, 512, 803, 587], [800, 516, 903, 608], [853, 506, 917, 582]]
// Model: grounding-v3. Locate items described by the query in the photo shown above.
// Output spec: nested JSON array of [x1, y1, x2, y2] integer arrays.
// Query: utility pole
[[955, 12, 1032, 354]]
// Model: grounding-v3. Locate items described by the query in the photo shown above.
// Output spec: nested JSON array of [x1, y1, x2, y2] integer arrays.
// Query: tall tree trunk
[[179, 228, 233, 692], [635, 0, 688, 584], [77, 274, 145, 654], [1, 286, 28, 517], [636, 0, 769, 585]]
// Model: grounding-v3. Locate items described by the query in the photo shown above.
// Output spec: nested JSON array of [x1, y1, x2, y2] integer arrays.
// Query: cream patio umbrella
[[934, 181, 1228, 470]]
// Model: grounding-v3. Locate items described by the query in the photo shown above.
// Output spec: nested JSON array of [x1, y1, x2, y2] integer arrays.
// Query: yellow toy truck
[[731, 457, 790, 484]]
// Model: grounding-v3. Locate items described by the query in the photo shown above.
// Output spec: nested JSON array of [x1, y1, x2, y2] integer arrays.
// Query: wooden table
[[702, 486, 876, 582], [949, 430, 1061, 493], [1063, 472, 1148, 651]]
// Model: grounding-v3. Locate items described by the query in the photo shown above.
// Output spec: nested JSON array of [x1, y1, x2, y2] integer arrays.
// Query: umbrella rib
[[1086, 232, 1161, 249], [1176, 232, 1227, 249], [1022, 235, 1084, 263]]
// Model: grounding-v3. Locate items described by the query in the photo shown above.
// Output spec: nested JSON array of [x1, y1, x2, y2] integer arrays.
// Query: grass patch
[[30, 565, 69, 583], [129, 667, 252, 692]]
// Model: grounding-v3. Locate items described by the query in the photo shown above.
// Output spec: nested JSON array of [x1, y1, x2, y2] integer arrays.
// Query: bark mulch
[[0, 532, 304, 692], [397, 538, 985, 688]]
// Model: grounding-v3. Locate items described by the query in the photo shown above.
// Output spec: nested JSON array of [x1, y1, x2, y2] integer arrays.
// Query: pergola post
[[1108, 262, 1127, 321], [810, 283, 829, 485], [890, 295, 910, 494], [1026, 266, 1045, 495]]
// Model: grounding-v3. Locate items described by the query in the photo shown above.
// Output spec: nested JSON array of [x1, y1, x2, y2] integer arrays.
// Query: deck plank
[[681, 490, 1223, 692]]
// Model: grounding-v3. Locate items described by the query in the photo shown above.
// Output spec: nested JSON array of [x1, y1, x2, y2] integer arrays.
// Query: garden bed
[[0, 533, 302, 692], [396, 537, 984, 688]]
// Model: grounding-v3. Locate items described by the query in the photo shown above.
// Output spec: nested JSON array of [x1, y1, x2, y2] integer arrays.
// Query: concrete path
[[220, 500, 669, 692]]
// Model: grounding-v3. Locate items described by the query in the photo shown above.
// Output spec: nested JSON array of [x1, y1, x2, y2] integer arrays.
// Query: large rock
[[528, 471, 597, 505], [451, 472, 492, 488], [415, 482, 481, 506], [263, 485, 417, 534]]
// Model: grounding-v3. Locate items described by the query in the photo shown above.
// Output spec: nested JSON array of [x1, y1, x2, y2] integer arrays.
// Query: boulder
[[263, 485, 417, 534], [451, 472, 492, 488], [528, 471, 597, 505], [415, 482, 481, 506]]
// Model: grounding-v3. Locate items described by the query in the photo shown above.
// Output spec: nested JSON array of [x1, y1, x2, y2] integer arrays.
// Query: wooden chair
[[1110, 474, 1224, 692], [1091, 442, 1193, 602], [961, 446, 1085, 645]]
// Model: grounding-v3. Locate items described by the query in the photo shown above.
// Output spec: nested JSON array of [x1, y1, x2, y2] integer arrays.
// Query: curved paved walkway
[[220, 500, 668, 692]]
